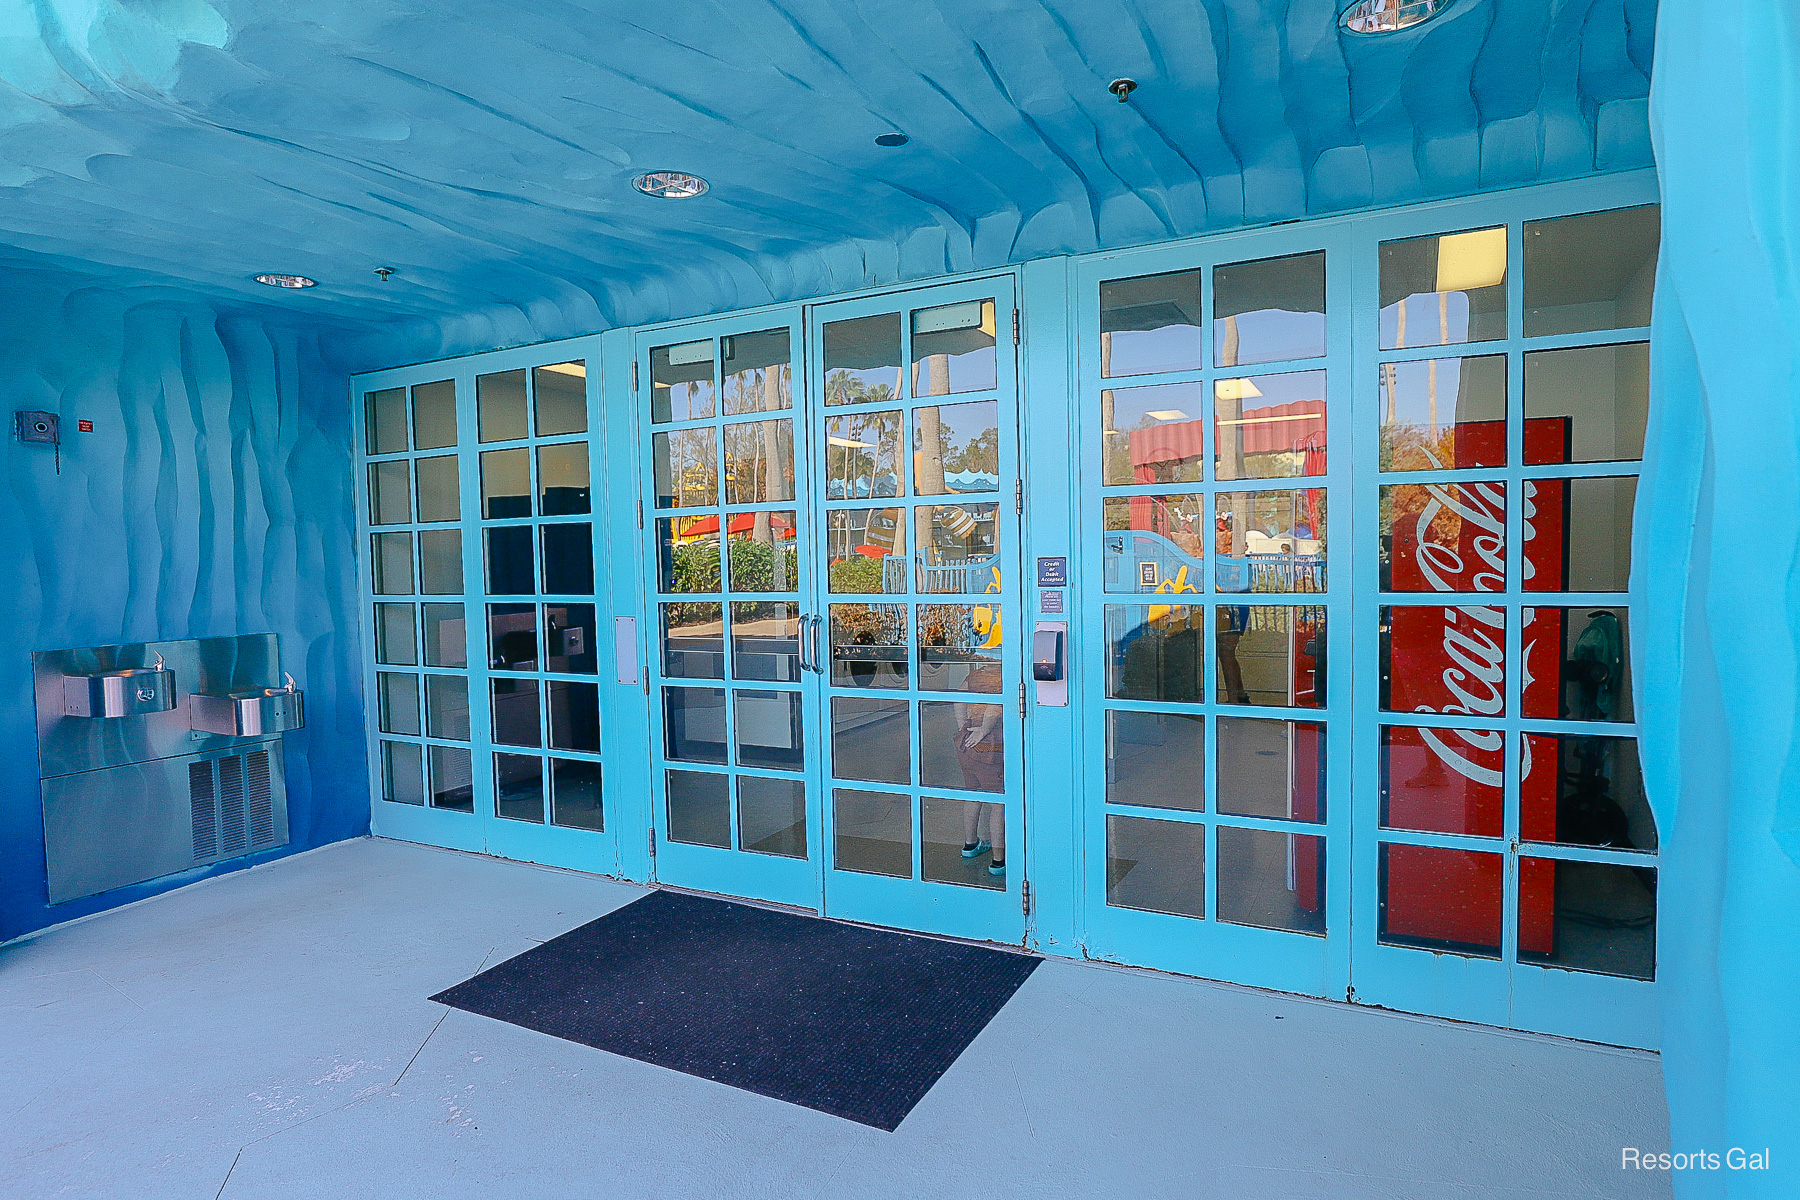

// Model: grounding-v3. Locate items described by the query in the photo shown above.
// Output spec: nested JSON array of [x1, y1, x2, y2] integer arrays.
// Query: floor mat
[[430, 888, 1040, 1130]]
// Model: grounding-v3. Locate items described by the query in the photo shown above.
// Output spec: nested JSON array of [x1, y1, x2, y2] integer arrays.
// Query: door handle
[[796, 613, 814, 675], [807, 613, 826, 675]]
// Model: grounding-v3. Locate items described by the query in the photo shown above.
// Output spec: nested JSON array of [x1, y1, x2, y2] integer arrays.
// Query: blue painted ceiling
[[0, 0, 1655, 356]]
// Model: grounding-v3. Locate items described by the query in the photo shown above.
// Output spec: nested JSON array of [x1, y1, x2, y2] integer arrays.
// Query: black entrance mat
[[430, 889, 1040, 1130]]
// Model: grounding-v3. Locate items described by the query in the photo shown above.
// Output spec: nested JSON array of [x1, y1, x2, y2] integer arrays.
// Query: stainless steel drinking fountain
[[61, 665, 178, 718]]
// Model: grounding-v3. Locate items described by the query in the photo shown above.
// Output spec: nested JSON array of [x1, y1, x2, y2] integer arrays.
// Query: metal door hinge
[[1018, 681, 1027, 718], [1014, 479, 1023, 515], [1021, 879, 1032, 918], [632, 360, 639, 391], [636, 497, 643, 529], [1012, 308, 1019, 345], [648, 828, 657, 858]]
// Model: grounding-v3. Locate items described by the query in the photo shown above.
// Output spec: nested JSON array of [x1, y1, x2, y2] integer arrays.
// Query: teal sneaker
[[961, 838, 991, 859], [988, 858, 1006, 876]]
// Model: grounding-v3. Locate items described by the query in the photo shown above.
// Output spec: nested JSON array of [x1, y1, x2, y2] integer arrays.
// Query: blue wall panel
[[0, 268, 369, 943]]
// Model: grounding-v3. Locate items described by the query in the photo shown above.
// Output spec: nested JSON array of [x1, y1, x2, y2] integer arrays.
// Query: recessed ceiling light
[[1339, 0, 1455, 34], [874, 132, 910, 147], [254, 273, 316, 289], [632, 171, 709, 199]]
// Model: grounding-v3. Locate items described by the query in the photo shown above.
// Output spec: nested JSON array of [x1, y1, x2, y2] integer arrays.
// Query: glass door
[[640, 311, 819, 910], [810, 277, 1025, 945]]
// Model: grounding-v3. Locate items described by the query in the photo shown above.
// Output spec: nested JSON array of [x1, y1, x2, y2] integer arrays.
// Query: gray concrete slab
[[0, 837, 1673, 1199]]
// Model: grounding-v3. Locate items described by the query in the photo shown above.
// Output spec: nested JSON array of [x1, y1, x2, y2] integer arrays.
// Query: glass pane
[[917, 603, 1002, 692], [833, 788, 911, 877], [1380, 725, 1503, 837], [418, 529, 463, 595], [1105, 814, 1205, 917], [537, 443, 590, 515], [1217, 605, 1326, 708], [1522, 733, 1655, 851], [664, 686, 727, 764], [487, 602, 538, 670], [412, 380, 457, 450], [1523, 476, 1635, 593], [1379, 355, 1507, 471], [1523, 206, 1660, 336], [724, 419, 795, 505], [381, 740, 424, 805], [824, 409, 902, 499], [368, 460, 411, 525], [1216, 826, 1327, 934], [480, 448, 531, 518], [484, 526, 533, 595], [652, 427, 718, 508], [830, 696, 910, 784], [823, 314, 901, 406], [1523, 607, 1633, 722], [1105, 604, 1205, 703], [829, 603, 908, 689], [1214, 370, 1327, 481], [911, 300, 997, 395], [550, 758, 605, 831], [422, 603, 467, 668], [1102, 494, 1206, 594], [371, 532, 414, 595], [477, 369, 528, 443], [651, 340, 715, 423], [657, 518, 720, 593], [1105, 710, 1204, 811], [915, 503, 999, 593], [1519, 859, 1656, 978], [1379, 481, 1503, 593], [666, 769, 730, 847], [661, 602, 724, 679], [731, 601, 800, 682], [921, 796, 1005, 889], [1379, 843, 1501, 956], [1101, 383, 1204, 486], [494, 753, 545, 822], [1216, 717, 1325, 820], [1379, 227, 1508, 349], [738, 776, 806, 858], [540, 524, 593, 595], [377, 672, 420, 736], [919, 700, 1003, 793], [415, 456, 460, 523], [1099, 270, 1203, 377], [365, 388, 407, 454], [543, 603, 596, 674], [1214, 251, 1326, 366], [725, 512, 798, 592], [424, 675, 470, 741], [374, 603, 417, 665], [1214, 489, 1327, 593], [1523, 343, 1649, 464], [914, 400, 999, 496], [722, 329, 792, 416], [534, 362, 587, 436], [1381, 605, 1506, 718], [734, 688, 803, 771], [491, 678, 541, 748], [826, 509, 906, 594], [428, 745, 474, 812], [1519, 859, 1656, 979], [547, 680, 601, 753]]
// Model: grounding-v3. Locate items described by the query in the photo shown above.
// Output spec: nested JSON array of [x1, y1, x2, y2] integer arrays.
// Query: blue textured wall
[[0, 266, 370, 943], [1640, 0, 1799, 1191]]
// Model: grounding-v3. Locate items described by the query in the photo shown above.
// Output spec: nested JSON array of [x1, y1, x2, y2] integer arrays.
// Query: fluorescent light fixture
[[913, 300, 988, 335], [1434, 227, 1508, 292], [1217, 412, 1325, 427], [665, 340, 711, 366], [633, 171, 709, 198], [540, 362, 586, 377], [254, 273, 315, 288], [1213, 378, 1265, 401], [828, 436, 876, 448], [1339, 0, 1455, 34], [1146, 410, 1190, 421]]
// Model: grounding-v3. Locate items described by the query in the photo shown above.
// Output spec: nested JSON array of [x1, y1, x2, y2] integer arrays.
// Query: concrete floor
[[0, 838, 1674, 1200]]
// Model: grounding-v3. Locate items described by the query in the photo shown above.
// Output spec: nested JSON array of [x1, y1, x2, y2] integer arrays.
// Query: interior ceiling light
[[874, 132, 910, 147], [1339, 0, 1455, 34], [633, 171, 709, 199], [254, 273, 315, 288]]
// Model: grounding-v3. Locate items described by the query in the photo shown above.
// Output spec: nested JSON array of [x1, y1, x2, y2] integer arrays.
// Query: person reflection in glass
[[956, 661, 1006, 876]]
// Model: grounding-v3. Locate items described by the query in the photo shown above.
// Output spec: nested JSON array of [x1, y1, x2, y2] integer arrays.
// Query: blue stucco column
[[1641, 1, 1800, 1192]]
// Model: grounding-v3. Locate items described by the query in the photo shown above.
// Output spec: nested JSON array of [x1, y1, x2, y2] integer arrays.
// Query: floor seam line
[[213, 1149, 241, 1200]]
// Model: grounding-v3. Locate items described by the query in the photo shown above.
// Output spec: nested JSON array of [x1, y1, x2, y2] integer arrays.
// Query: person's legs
[[987, 802, 1006, 873], [961, 800, 990, 857]]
